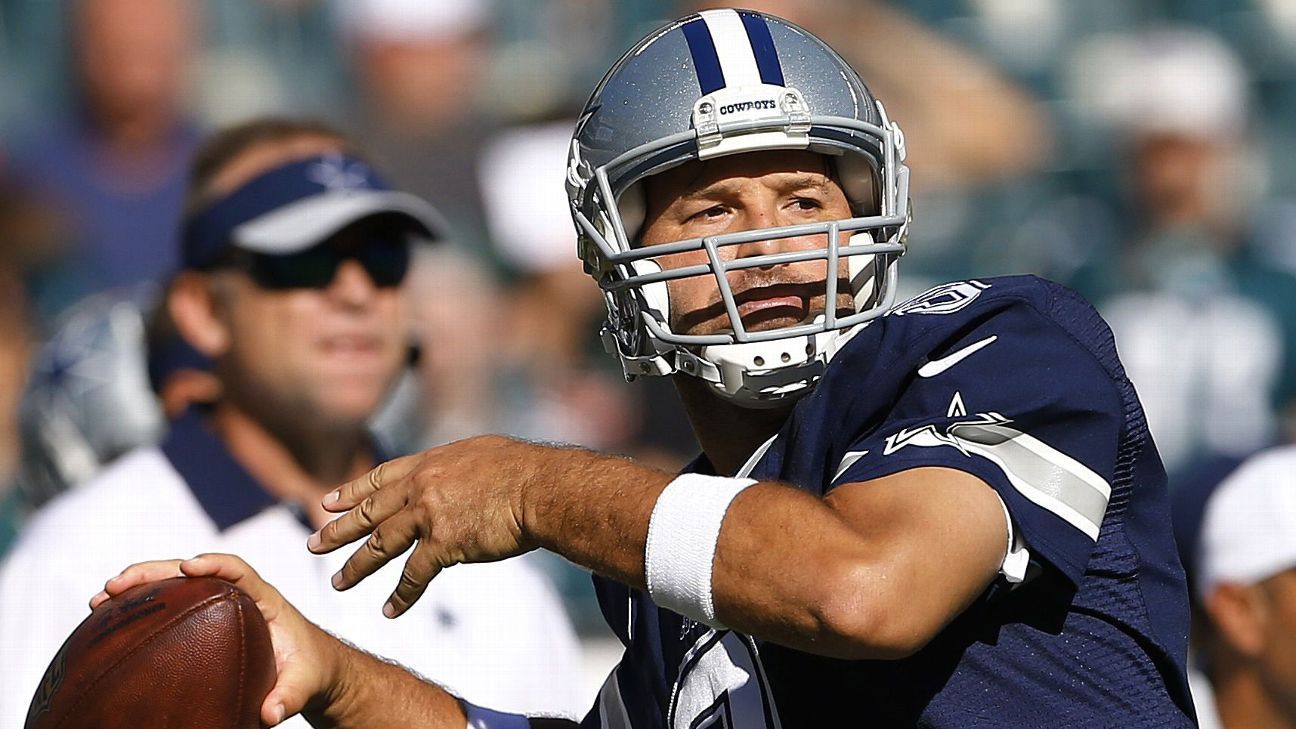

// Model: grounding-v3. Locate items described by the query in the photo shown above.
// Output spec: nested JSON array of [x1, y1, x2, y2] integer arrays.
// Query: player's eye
[[789, 197, 822, 211], [687, 205, 729, 223]]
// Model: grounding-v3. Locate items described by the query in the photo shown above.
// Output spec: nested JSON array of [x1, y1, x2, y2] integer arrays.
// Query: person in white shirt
[[0, 117, 583, 728]]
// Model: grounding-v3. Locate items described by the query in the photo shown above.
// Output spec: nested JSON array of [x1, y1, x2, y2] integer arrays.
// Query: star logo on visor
[[307, 154, 371, 192]]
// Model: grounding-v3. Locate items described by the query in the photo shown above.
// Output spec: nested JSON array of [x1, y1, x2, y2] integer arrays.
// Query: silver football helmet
[[18, 285, 165, 506], [567, 8, 910, 408]]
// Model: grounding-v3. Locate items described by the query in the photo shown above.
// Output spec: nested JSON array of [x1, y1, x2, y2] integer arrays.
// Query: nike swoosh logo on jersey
[[917, 335, 998, 378]]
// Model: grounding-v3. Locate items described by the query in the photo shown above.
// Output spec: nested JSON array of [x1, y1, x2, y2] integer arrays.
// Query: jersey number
[[669, 630, 782, 729]]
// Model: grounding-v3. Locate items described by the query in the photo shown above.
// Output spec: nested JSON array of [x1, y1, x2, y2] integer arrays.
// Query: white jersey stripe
[[699, 9, 763, 88]]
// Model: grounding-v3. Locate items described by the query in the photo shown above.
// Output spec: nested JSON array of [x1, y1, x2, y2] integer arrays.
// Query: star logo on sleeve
[[882, 391, 1013, 457]]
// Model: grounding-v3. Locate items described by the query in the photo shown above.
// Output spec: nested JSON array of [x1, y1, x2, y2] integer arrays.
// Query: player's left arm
[[310, 437, 1005, 660]]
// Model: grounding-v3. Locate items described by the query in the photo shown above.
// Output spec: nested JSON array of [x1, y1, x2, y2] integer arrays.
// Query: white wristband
[[645, 473, 756, 626], [463, 700, 529, 729]]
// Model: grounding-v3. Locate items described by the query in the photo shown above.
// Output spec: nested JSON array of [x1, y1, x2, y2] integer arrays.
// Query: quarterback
[[99, 9, 1196, 728]]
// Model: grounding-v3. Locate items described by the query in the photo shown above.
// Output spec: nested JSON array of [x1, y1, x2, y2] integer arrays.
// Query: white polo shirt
[[0, 410, 585, 727]]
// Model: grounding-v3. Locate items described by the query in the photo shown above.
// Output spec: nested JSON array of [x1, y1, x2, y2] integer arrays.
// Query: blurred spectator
[[338, 0, 498, 253], [0, 118, 583, 728], [371, 245, 504, 453], [1182, 446, 1296, 729], [478, 121, 647, 455], [689, 0, 1054, 192], [1170, 451, 1249, 729], [404, 246, 502, 444], [1052, 27, 1296, 476], [4, 0, 202, 314], [0, 264, 30, 557], [0, 178, 58, 554]]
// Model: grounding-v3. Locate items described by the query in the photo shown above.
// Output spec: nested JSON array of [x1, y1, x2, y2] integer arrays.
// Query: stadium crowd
[[3, 1, 1296, 727]]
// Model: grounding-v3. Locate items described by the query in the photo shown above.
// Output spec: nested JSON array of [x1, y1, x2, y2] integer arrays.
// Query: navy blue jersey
[[582, 276, 1195, 729]]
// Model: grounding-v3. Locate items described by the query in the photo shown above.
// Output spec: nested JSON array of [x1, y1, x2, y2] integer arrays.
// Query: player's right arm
[[94, 555, 561, 729]]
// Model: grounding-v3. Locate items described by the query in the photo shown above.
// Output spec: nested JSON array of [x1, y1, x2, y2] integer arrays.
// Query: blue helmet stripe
[[682, 18, 726, 94], [739, 12, 785, 87]]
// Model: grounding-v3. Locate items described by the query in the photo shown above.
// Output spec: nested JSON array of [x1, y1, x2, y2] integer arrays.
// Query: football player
[[98, 10, 1196, 728]]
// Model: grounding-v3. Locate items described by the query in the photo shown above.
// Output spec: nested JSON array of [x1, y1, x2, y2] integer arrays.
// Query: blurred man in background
[[1028, 26, 1296, 478], [1185, 446, 1296, 729], [6, 0, 202, 314], [340, 0, 496, 252], [340, 0, 532, 456], [477, 121, 681, 462], [690, 0, 1053, 193], [0, 117, 583, 727]]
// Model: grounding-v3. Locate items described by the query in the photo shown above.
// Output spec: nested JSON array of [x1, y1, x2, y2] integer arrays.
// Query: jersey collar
[[159, 406, 388, 532], [683, 434, 779, 479]]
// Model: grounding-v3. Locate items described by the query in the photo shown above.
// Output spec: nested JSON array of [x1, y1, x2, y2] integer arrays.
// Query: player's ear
[[168, 270, 232, 359], [1204, 582, 1268, 659]]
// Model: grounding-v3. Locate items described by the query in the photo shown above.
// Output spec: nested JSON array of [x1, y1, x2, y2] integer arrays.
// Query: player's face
[[217, 243, 408, 430], [639, 149, 855, 337]]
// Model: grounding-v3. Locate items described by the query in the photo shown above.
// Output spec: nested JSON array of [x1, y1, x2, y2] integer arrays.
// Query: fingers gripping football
[[92, 554, 341, 726], [309, 435, 538, 617]]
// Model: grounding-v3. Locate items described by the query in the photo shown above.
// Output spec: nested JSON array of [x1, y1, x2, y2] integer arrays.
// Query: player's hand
[[307, 434, 555, 617], [92, 554, 346, 727]]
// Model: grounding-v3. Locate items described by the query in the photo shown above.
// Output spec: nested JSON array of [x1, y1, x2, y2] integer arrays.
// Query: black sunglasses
[[225, 236, 411, 290]]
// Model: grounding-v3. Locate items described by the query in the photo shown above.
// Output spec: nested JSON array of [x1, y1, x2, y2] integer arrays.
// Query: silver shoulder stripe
[[947, 422, 1111, 540]]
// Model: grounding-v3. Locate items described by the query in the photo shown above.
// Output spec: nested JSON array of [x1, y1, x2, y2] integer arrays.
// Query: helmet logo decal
[[682, 18, 726, 94], [718, 99, 777, 115], [738, 11, 785, 86], [683, 10, 787, 96]]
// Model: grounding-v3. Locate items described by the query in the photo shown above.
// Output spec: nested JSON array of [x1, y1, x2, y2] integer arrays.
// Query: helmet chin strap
[[681, 325, 843, 408]]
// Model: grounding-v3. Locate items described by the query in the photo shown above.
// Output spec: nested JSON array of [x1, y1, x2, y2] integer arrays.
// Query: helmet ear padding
[[833, 153, 883, 313], [833, 153, 880, 216]]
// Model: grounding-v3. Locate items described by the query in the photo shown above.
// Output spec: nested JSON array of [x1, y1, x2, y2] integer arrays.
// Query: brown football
[[25, 576, 276, 729]]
